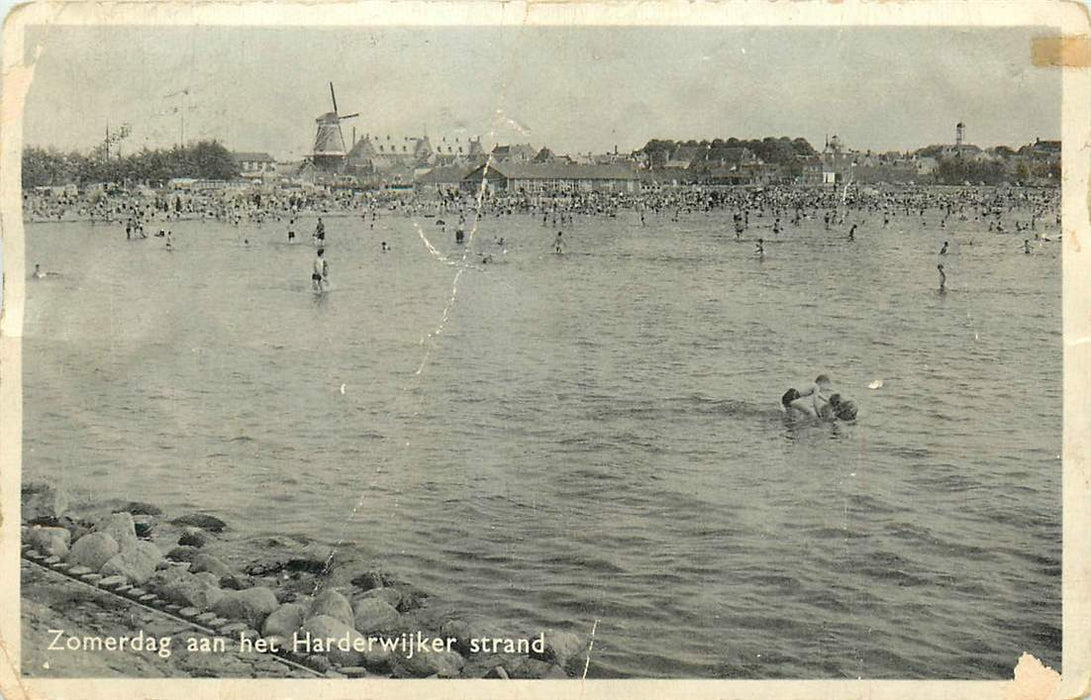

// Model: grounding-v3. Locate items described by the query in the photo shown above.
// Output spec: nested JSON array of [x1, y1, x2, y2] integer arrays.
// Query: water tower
[[956, 122, 965, 148]]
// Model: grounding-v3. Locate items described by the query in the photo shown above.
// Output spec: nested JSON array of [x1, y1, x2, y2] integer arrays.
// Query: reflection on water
[[23, 209, 1061, 678]]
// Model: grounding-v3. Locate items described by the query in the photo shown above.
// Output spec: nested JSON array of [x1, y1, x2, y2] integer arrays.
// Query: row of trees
[[641, 136, 818, 166], [22, 141, 239, 189], [934, 157, 1060, 185]]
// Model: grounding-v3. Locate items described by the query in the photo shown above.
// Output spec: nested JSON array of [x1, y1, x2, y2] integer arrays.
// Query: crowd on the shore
[[24, 182, 1060, 231]]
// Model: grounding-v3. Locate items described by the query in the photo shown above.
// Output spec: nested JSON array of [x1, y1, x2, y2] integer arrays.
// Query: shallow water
[[22, 207, 1062, 678]]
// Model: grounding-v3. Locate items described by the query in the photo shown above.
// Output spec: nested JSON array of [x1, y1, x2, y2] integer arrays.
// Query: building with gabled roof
[[462, 161, 641, 194]]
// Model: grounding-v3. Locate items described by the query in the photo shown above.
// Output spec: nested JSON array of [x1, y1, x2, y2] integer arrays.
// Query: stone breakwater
[[21, 482, 588, 680]]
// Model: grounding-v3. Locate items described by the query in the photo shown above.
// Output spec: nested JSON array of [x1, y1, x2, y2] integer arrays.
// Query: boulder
[[286, 544, 334, 573], [219, 574, 254, 590], [28, 526, 71, 559], [212, 587, 279, 628], [66, 532, 120, 571], [439, 619, 476, 656], [299, 615, 368, 668], [100, 541, 163, 585], [171, 513, 227, 533], [507, 657, 554, 680], [355, 587, 403, 610], [392, 646, 464, 678], [261, 603, 305, 639], [309, 589, 353, 626], [22, 482, 70, 522], [99, 512, 139, 551], [133, 515, 155, 539], [352, 598, 401, 635], [150, 568, 224, 610], [166, 546, 200, 563], [123, 501, 162, 516], [350, 569, 393, 591], [178, 528, 208, 548], [529, 629, 585, 669], [189, 553, 232, 578]]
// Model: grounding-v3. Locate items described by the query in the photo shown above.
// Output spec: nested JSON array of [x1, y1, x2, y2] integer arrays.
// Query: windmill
[[312, 82, 359, 171]]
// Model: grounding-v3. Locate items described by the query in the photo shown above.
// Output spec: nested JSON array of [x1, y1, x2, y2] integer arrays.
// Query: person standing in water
[[938, 263, 947, 293], [165, 230, 173, 251], [312, 248, 329, 292], [1024, 239, 1031, 254], [939, 241, 948, 255], [848, 224, 857, 241], [554, 230, 565, 254], [755, 238, 765, 257]]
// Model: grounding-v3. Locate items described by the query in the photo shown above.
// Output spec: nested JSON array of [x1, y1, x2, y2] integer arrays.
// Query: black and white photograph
[[2, 2, 1089, 695]]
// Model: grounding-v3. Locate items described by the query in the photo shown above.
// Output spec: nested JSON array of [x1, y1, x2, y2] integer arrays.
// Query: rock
[[219, 574, 253, 590], [484, 665, 510, 679], [543, 664, 568, 679], [392, 646, 464, 678], [100, 541, 163, 585], [307, 655, 332, 673], [212, 587, 279, 628], [507, 657, 554, 680], [392, 585, 427, 612], [171, 513, 227, 533], [309, 589, 353, 626], [529, 629, 585, 669], [262, 603, 305, 639], [286, 544, 333, 573], [133, 515, 155, 538], [439, 619, 476, 656], [352, 598, 401, 635], [355, 587, 403, 610], [298, 615, 368, 668], [98, 512, 139, 551], [244, 558, 287, 577], [178, 528, 208, 548], [27, 526, 71, 559], [123, 501, 162, 516], [166, 546, 200, 563], [150, 568, 224, 610], [22, 482, 70, 522], [66, 532, 120, 571], [190, 553, 232, 578], [350, 570, 393, 591]]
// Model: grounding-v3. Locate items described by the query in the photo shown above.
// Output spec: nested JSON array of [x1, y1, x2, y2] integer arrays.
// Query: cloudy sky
[[21, 25, 1060, 160]]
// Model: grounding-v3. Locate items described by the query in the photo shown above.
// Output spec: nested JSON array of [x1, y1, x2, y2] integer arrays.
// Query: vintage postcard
[[1, 1, 1089, 699]]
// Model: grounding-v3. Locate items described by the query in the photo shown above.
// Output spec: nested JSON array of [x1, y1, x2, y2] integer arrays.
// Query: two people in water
[[782, 374, 857, 422]]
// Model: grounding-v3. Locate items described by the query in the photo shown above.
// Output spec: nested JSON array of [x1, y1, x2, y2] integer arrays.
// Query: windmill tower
[[312, 82, 359, 172]]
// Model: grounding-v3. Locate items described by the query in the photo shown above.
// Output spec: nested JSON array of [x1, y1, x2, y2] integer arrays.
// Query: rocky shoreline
[[21, 482, 587, 680]]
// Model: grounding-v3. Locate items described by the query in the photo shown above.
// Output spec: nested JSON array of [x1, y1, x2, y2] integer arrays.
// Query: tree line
[[22, 141, 239, 189]]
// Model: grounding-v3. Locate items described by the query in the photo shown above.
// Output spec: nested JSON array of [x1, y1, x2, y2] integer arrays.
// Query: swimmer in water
[[381, 241, 389, 253], [939, 241, 948, 255], [32, 263, 45, 279], [938, 263, 947, 293], [796, 374, 835, 418], [312, 248, 329, 292]]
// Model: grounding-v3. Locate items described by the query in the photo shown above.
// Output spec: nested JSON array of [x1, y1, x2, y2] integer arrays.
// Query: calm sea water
[[22, 206, 1061, 678]]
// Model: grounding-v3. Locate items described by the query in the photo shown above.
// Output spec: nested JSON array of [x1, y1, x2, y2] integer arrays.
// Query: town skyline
[[22, 26, 1060, 162]]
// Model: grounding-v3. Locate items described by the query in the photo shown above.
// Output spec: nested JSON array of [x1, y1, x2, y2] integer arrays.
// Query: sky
[[19, 25, 1062, 161]]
